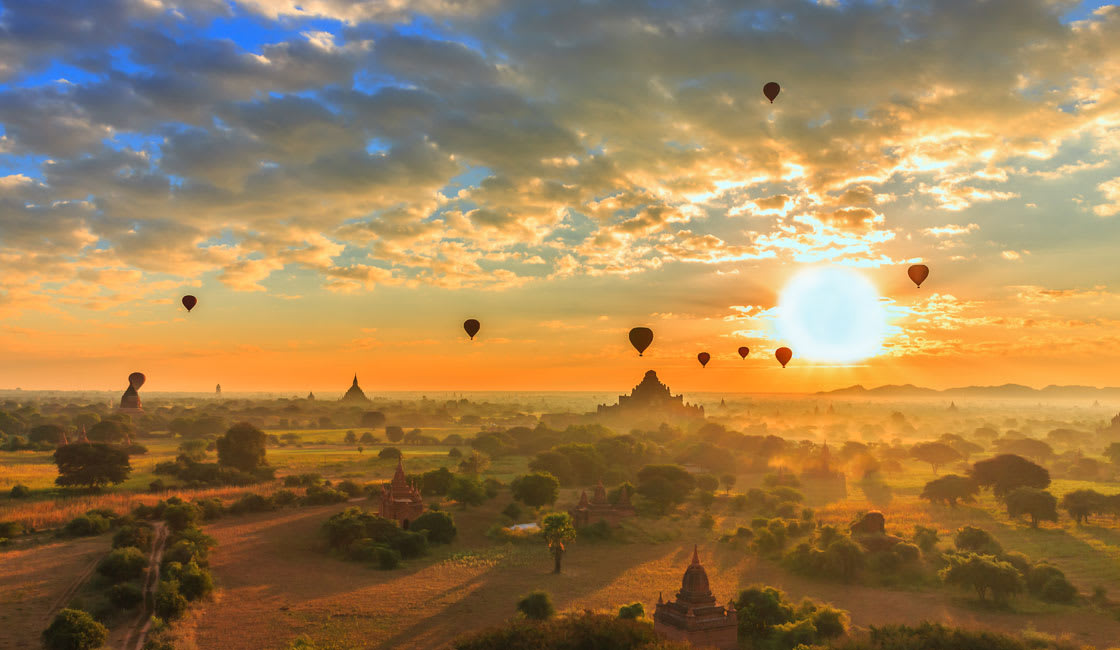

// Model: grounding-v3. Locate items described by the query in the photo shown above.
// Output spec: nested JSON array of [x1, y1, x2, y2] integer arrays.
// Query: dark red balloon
[[182, 295, 197, 312], [128, 372, 146, 390], [775, 347, 793, 368], [463, 319, 481, 340], [763, 82, 781, 103], [738, 346, 750, 359], [628, 327, 654, 356], [908, 264, 930, 288], [697, 352, 710, 368]]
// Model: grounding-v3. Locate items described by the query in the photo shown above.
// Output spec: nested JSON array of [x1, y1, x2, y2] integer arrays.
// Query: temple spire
[[691, 545, 700, 565]]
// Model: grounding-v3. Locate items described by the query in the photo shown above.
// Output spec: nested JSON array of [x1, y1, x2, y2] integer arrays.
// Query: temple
[[118, 384, 143, 414], [653, 547, 738, 650], [596, 370, 704, 424], [341, 374, 370, 403], [570, 480, 636, 527], [378, 457, 424, 528]]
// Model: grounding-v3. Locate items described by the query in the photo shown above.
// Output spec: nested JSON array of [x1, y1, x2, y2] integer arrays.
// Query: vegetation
[[542, 511, 577, 574], [516, 590, 555, 620], [53, 443, 132, 488], [41, 609, 108, 650]]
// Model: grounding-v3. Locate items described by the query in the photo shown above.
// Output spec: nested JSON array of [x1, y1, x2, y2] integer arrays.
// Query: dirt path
[[118, 522, 169, 650]]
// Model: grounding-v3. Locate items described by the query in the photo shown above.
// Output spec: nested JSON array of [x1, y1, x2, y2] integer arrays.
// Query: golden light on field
[[777, 266, 887, 363]]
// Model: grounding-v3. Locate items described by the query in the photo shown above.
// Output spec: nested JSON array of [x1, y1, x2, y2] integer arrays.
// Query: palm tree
[[542, 512, 576, 574]]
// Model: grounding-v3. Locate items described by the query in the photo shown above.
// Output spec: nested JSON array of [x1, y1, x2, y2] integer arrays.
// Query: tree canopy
[[54, 443, 131, 488], [216, 422, 268, 473], [970, 454, 1050, 500]]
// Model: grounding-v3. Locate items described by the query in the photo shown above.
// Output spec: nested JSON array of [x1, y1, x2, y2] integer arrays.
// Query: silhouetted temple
[[341, 374, 370, 403], [653, 547, 738, 650], [570, 480, 635, 527], [119, 384, 143, 413], [379, 457, 424, 528], [597, 370, 704, 422]]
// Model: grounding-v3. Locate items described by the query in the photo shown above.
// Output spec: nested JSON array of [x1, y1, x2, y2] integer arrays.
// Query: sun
[[777, 266, 887, 363]]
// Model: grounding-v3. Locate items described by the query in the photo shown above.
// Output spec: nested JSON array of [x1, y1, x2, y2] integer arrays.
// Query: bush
[[42, 609, 108, 650], [698, 512, 715, 529], [618, 602, 645, 620], [193, 497, 225, 520], [302, 485, 349, 505], [954, 526, 1002, 555], [9, 483, 31, 498], [517, 590, 555, 620], [336, 480, 363, 497], [912, 526, 939, 553], [98, 546, 148, 583], [411, 511, 457, 544], [273, 489, 299, 507], [940, 552, 1023, 603], [452, 612, 684, 650], [229, 493, 275, 514], [502, 502, 523, 520], [378, 447, 402, 460], [163, 503, 200, 532], [154, 580, 188, 620], [113, 524, 153, 552], [168, 560, 213, 601], [0, 520, 23, 538], [109, 583, 144, 609], [62, 514, 111, 538]]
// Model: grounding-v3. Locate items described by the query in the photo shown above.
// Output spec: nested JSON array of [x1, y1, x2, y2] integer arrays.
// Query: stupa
[[596, 370, 704, 423], [653, 547, 738, 650], [378, 457, 424, 528], [570, 480, 635, 527], [340, 374, 370, 403], [119, 386, 143, 413]]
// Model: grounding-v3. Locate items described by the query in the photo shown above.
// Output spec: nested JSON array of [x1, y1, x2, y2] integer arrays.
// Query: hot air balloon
[[128, 372, 146, 390], [738, 346, 750, 359], [775, 347, 793, 368], [763, 82, 781, 103], [463, 319, 481, 340], [697, 352, 710, 368], [628, 327, 654, 356], [908, 264, 930, 288], [182, 295, 197, 312]]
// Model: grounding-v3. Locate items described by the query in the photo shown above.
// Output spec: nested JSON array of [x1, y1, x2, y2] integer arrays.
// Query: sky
[[2, 0, 1120, 394]]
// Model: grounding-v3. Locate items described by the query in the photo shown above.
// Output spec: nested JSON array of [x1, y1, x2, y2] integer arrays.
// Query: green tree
[[1104, 442, 1120, 465], [28, 423, 64, 444], [385, 426, 405, 443], [720, 473, 737, 494], [618, 602, 645, 620], [344, 431, 357, 445], [511, 473, 560, 508], [53, 443, 131, 488], [447, 476, 487, 507], [939, 553, 1023, 603], [734, 585, 794, 641], [970, 454, 1050, 501], [97, 546, 148, 583], [636, 464, 695, 515], [919, 474, 979, 507], [87, 419, 129, 443], [411, 511, 457, 544], [216, 422, 268, 473], [419, 467, 455, 496], [542, 512, 577, 574], [910, 442, 962, 474], [695, 473, 720, 493], [41, 609, 108, 650], [164, 503, 200, 532], [178, 439, 209, 463], [516, 590, 555, 620], [1005, 487, 1058, 528], [378, 446, 402, 460], [1061, 489, 1107, 525]]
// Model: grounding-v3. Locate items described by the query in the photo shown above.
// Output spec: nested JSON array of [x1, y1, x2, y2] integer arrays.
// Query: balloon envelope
[[182, 295, 197, 312], [763, 82, 781, 103], [463, 319, 481, 340], [908, 264, 930, 288], [128, 372, 146, 390], [738, 346, 750, 359], [697, 352, 710, 367], [775, 347, 793, 368], [628, 327, 654, 356]]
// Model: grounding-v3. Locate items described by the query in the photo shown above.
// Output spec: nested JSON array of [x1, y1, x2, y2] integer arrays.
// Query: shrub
[[378, 447, 402, 460], [894, 542, 921, 564], [109, 583, 144, 609], [954, 526, 1002, 555], [169, 560, 213, 601], [98, 546, 148, 583], [940, 552, 1023, 603], [9, 483, 31, 498], [193, 497, 225, 520], [149, 479, 166, 493], [618, 602, 645, 620], [302, 485, 349, 505], [912, 526, 939, 553], [0, 520, 23, 538], [411, 511, 457, 544], [62, 514, 111, 538], [163, 503, 200, 532], [502, 502, 523, 520], [113, 524, 153, 552], [1040, 575, 1077, 604], [517, 590, 555, 620], [336, 480, 363, 497], [698, 512, 715, 529], [229, 493, 275, 515], [154, 580, 188, 620], [273, 489, 299, 507], [42, 609, 108, 650]]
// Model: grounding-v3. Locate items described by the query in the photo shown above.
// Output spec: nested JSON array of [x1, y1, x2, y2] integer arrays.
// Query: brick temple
[[378, 457, 424, 528], [653, 547, 738, 650], [570, 479, 635, 527]]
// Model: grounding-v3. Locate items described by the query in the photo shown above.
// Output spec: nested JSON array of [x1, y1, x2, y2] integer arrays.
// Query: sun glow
[[777, 266, 887, 363]]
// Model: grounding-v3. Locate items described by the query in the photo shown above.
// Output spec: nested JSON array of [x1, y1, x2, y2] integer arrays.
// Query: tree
[[636, 464, 695, 515], [618, 602, 645, 620], [216, 422, 268, 473], [695, 473, 720, 493], [919, 474, 979, 507], [909, 442, 961, 474], [954, 526, 1002, 555], [385, 425, 405, 443], [344, 431, 357, 445], [734, 585, 794, 641], [378, 446, 402, 460], [993, 437, 1054, 462], [939, 553, 1023, 603], [970, 454, 1050, 500], [1061, 489, 1107, 525], [42, 609, 108, 650], [419, 467, 454, 496], [164, 503, 200, 532], [29, 423, 64, 444], [542, 512, 577, 574], [87, 419, 130, 443], [458, 450, 491, 475], [511, 473, 560, 508], [178, 439, 208, 463], [411, 511, 457, 544], [529, 451, 575, 485], [447, 476, 487, 507], [947, 438, 983, 461], [1005, 487, 1058, 528], [720, 473, 737, 494], [361, 411, 386, 428], [517, 590, 555, 620], [1104, 442, 1120, 465], [97, 546, 148, 583], [54, 443, 131, 489]]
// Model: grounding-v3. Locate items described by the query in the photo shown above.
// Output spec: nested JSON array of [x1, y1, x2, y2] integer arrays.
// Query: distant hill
[[817, 383, 1120, 400]]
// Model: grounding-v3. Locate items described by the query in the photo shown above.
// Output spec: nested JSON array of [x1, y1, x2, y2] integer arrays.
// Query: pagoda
[[378, 457, 424, 528], [653, 547, 738, 650], [118, 384, 143, 414], [596, 370, 704, 423], [340, 374, 370, 403], [570, 480, 635, 527]]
